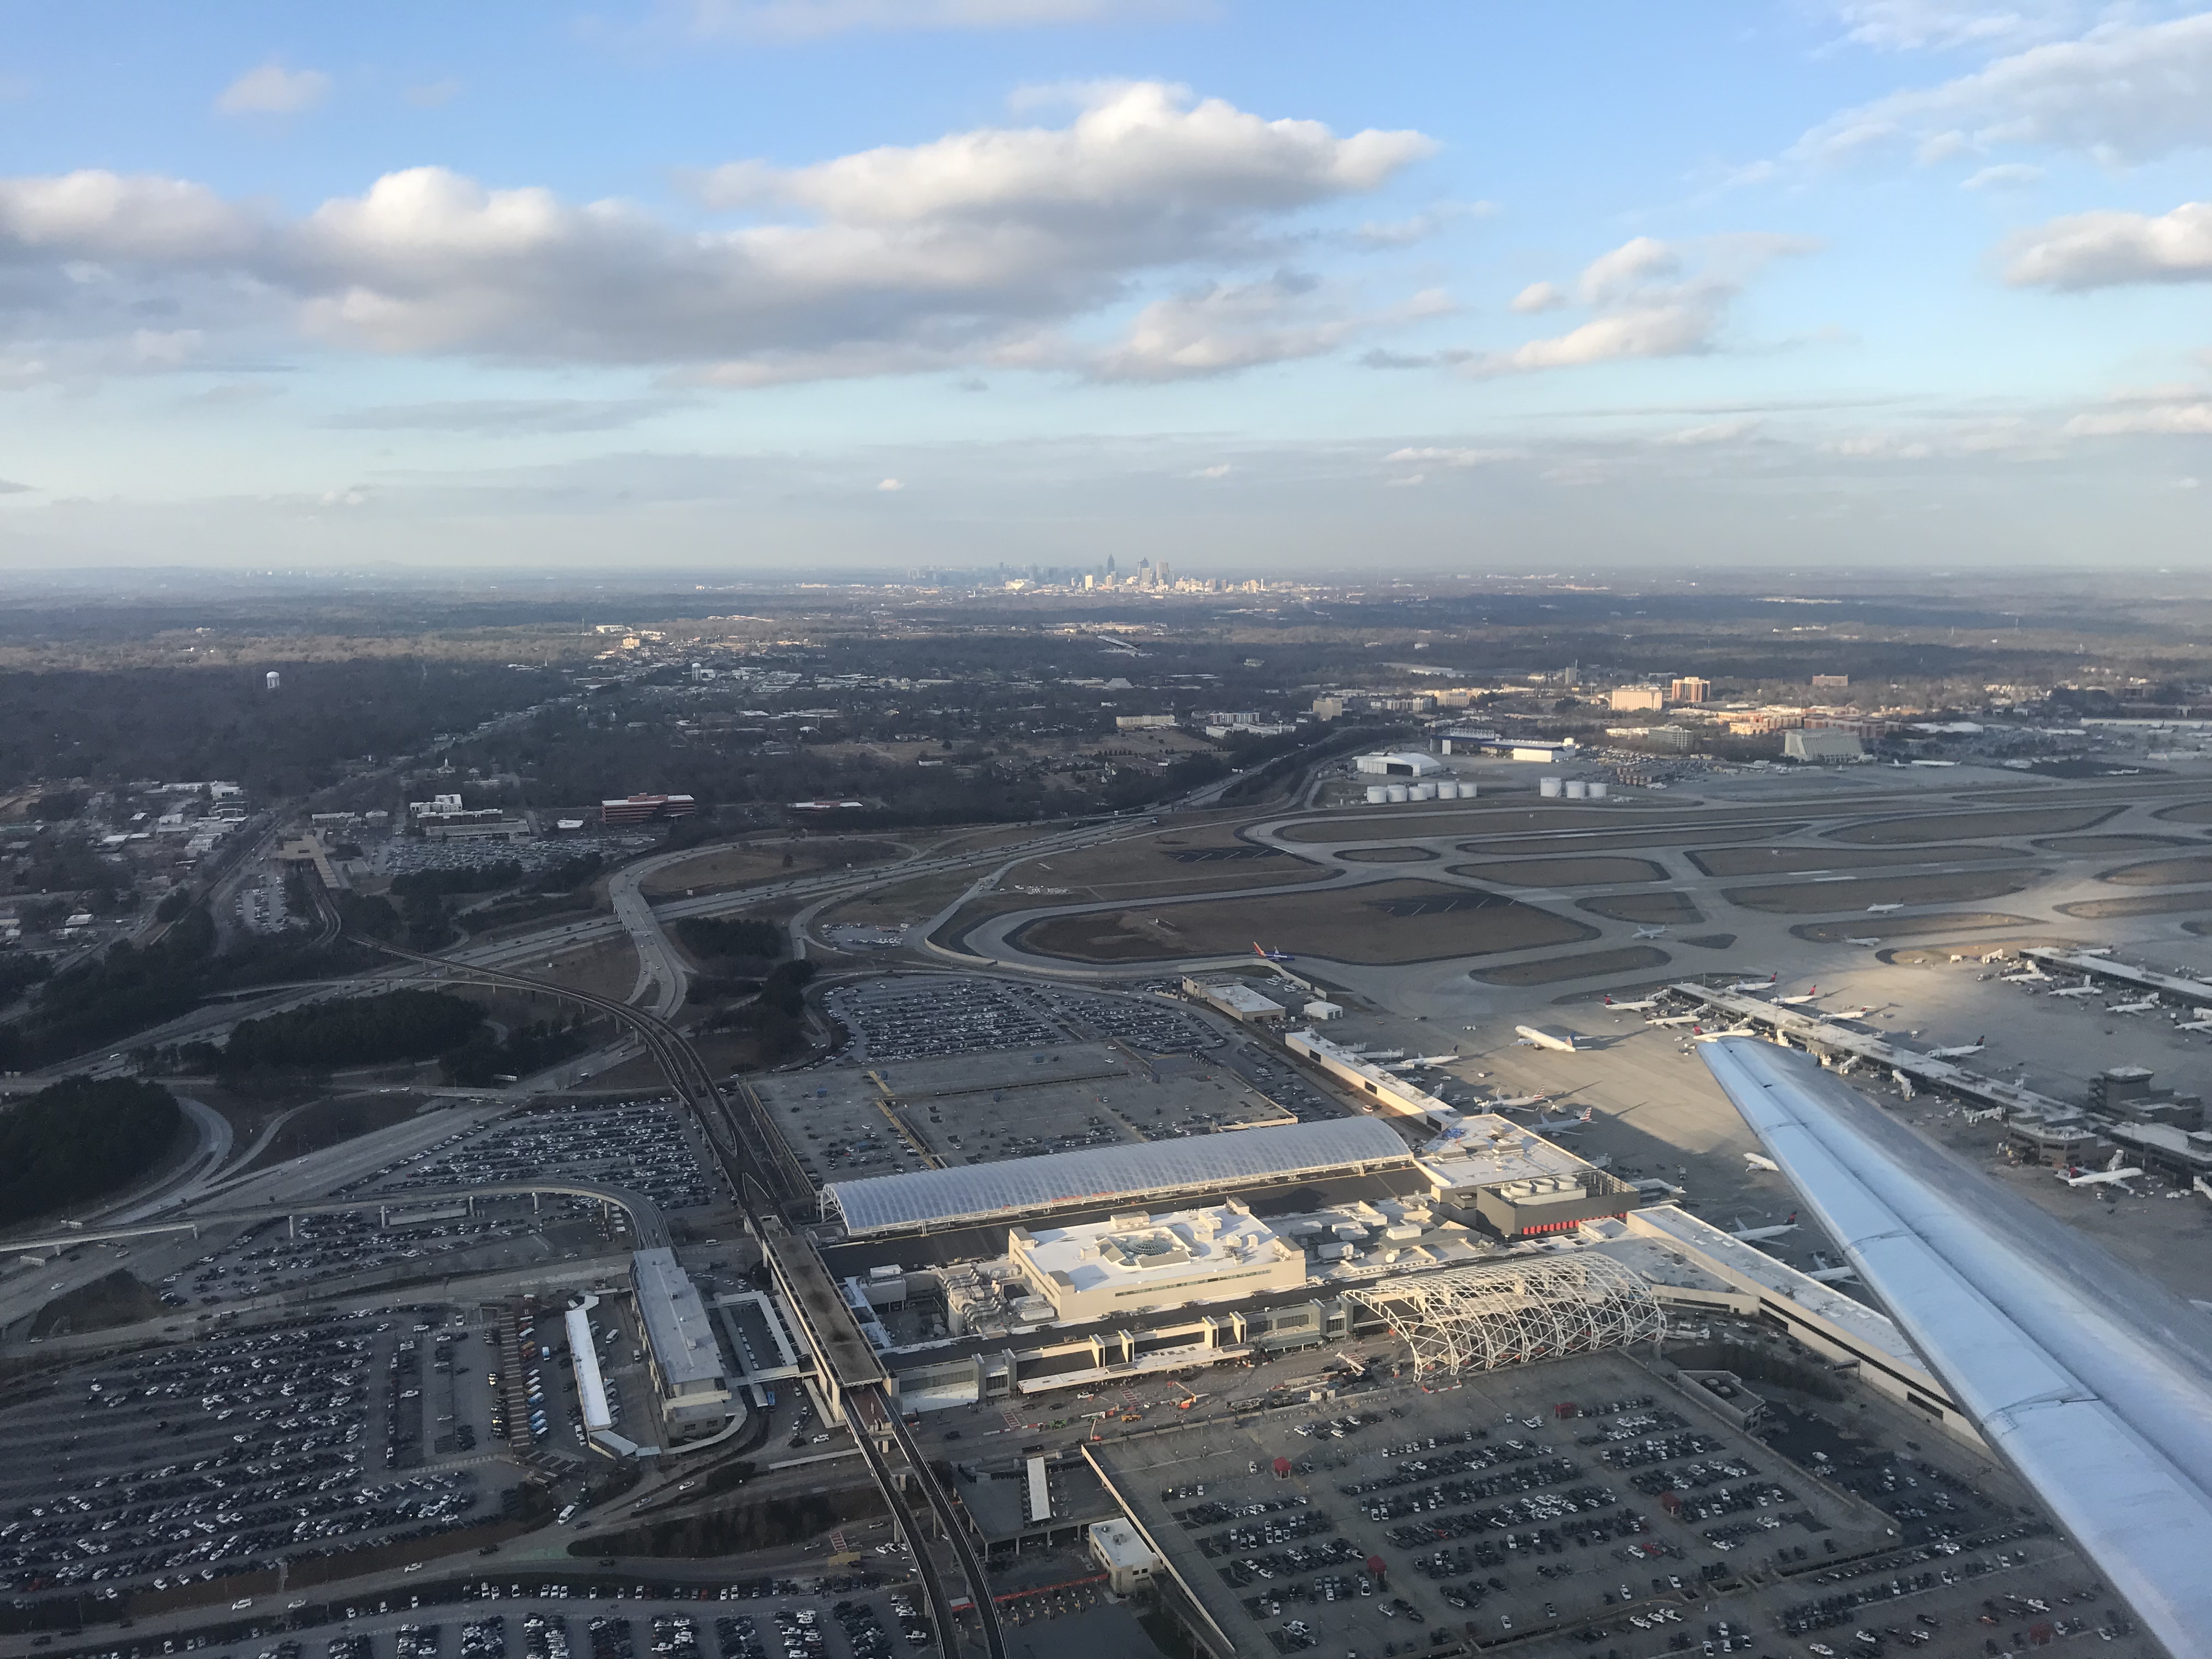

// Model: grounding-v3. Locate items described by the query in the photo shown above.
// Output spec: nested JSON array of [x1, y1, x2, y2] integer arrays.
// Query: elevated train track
[[363, 939, 1005, 1657]]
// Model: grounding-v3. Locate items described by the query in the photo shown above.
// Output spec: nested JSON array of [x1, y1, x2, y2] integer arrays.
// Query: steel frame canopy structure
[[1345, 1254, 1664, 1378]]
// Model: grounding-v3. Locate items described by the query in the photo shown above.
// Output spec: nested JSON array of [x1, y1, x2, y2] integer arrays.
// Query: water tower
[[265, 670, 281, 691]]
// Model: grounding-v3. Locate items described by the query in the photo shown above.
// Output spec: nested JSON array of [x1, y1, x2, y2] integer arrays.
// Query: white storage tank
[[1539, 776, 1563, 798], [1385, 783, 1410, 803], [1565, 780, 1590, 800], [1432, 780, 1458, 800], [1411, 782, 1438, 801], [1588, 781, 1609, 799], [1365, 785, 1390, 804]]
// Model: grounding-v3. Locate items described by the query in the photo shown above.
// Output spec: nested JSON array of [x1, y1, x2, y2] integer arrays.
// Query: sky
[[0, 0, 2207, 576]]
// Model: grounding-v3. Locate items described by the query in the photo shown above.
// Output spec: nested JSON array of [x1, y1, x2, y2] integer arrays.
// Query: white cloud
[[0, 170, 264, 262], [2066, 382, 2212, 433], [216, 61, 331, 116], [1795, 13, 2212, 166], [1577, 236, 1680, 304], [319, 486, 368, 506], [1464, 234, 1814, 377], [0, 83, 1434, 386], [692, 81, 1431, 227], [1091, 273, 1372, 381], [1383, 446, 1517, 466], [1345, 201, 1489, 249], [1192, 462, 1231, 478], [875, 476, 905, 490], [403, 78, 464, 109], [1823, 1, 2082, 53], [2003, 201, 2212, 287], [1384, 472, 1424, 486], [1509, 281, 1566, 313], [1656, 416, 1762, 445], [681, 0, 1171, 38], [1961, 161, 2043, 188]]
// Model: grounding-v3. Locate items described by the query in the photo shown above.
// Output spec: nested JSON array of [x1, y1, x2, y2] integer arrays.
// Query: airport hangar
[[738, 1112, 1975, 1444]]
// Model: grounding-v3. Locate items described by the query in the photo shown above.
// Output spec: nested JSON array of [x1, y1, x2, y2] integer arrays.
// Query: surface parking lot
[[759, 1041, 1304, 1187], [348, 1103, 716, 1214], [9, 1582, 929, 1659], [0, 1307, 496, 1598], [174, 1203, 598, 1305], [827, 978, 1063, 1063], [1091, 1348, 2130, 1658]]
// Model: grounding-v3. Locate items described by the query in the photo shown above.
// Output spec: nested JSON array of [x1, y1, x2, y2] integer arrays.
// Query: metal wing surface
[[1701, 1036, 2212, 1657]]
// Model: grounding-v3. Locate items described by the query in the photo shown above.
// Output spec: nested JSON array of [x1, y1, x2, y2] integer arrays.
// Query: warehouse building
[[1353, 749, 1446, 777], [630, 1247, 733, 1442], [1784, 729, 1864, 763], [1181, 977, 1286, 1023]]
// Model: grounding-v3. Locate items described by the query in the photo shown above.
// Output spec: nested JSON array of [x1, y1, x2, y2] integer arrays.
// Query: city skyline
[[0, 1, 2207, 571]]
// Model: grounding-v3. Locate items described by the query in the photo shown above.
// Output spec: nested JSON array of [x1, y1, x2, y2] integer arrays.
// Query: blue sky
[[0, 0, 2207, 574]]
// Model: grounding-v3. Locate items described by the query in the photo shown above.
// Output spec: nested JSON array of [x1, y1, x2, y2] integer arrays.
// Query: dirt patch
[[1469, 945, 1672, 986], [1723, 869, 2043, 915], [1451, 856, 1666, 887], [1826, 805, 2121, 844], [1679, 933, 1737, 950], [2058, 891, 2212, 919], [1452, 821, 1809, 856], [2036, 834, 2202, 855], [1278, 805, 1647, 844], [2153, 800, 2212, 825], [1792, 912, 2033, 942], [1688, 844, 2027, 877], [2100, 855, 2212, 887], [641, 838, 904, 896], [1577, 891, 1705, 925], [1338, 846, 1440, 862], [28, 1269, 162, 1338], [1012, 880, 1596, 965]]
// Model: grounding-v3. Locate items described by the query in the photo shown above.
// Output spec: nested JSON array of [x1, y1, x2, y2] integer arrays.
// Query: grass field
[[826, 866, 983, 930], [1791, 912, 2033, 941], [1453, 855, 1666, 887], [1577, 891, 1705, 924], [1012, 879, 1595, 964], [1826, 805, 2120, 844], [1453, 822, 1809, 856], [1688, 843, 2027, 877], [1469, 945, 1672, 985], [992, 824, 1332, 901], [2153, 801, 2212, 825], [1722, 868, 2042, 914], [2058, 891, 2212, 918], [2036, 834, 2202, 854], [1338, 845, 1440, 862], [2100, 855, 2212, 886], [1277, 804, 1650, 844], [641, 837, 904, 895]]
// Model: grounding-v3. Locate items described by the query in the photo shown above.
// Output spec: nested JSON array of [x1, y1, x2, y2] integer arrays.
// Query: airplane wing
[[1699, 1037, 2212, 1656]]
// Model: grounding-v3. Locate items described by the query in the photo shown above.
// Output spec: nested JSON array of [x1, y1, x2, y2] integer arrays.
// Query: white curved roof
[[827, 1118, 1411, 1235], [1702, 1037, 2212, 1659]]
